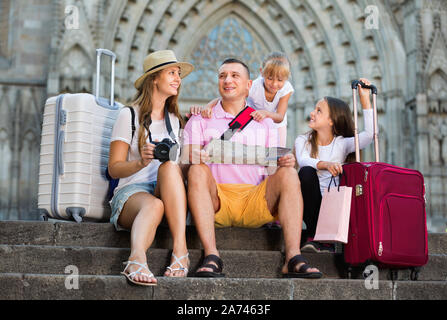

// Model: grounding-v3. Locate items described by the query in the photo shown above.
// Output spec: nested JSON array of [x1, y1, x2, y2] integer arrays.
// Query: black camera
[[153, 138, 178, 162], [148, 108, 179, 162]]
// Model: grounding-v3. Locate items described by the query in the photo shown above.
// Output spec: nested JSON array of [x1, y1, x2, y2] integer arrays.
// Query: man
[[182, 58, 322, 278]]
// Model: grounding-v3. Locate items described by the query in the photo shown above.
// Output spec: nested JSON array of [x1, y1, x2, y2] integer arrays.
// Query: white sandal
[[165, 252, 189, 277], [121, 260, 157, 286]]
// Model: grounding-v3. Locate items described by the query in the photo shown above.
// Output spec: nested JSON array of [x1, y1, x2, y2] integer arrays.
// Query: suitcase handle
[[95, 49, 116, 108], [351, 80, 378, 95], [351, 80, 379, 163]]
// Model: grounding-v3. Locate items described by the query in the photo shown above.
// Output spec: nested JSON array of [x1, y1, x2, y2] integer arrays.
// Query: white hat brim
[[134, 62, 194, 90]]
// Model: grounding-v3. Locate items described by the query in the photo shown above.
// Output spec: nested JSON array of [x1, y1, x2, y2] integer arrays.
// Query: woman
[[108, 50, 194, 286]]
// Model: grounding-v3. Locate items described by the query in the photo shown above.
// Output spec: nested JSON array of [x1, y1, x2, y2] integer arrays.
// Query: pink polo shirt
[[183, 101, 278, 185]]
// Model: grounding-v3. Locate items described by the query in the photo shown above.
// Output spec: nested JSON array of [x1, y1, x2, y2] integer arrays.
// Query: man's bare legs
[[187, 164, 221, 273], [187, 164, 320, 275], [265, 166, 321, 275]]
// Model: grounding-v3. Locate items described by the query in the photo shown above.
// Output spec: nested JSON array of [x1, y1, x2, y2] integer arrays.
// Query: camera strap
[[220, 106, 255, 141], [148, 107, 178, 144]]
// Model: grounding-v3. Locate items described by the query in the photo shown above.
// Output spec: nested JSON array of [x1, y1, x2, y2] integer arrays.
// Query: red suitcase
[[340, 81, 428, 274]]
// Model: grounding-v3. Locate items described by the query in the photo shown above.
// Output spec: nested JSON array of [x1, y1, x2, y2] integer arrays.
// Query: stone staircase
[[0, 220, 446, 300]]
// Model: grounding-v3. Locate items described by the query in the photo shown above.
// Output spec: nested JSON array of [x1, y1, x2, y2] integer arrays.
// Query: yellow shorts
[[214, 178, 277, 228]]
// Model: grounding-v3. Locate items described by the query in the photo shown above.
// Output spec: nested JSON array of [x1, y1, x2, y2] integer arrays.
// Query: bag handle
[[327, 176, 341, 192], [351, 80, 379, 162], [95, 48, 116, 108]]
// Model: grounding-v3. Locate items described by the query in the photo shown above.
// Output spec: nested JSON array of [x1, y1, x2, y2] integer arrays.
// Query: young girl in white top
[[295, 78, 374, 253], [190, 52, 294, 147], [108, 50, 193, 286], [248, 52, 294, 147]]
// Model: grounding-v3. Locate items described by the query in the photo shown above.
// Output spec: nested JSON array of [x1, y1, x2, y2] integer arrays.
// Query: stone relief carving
[[0, 0, 11, 62], [441, 118, 447, 164], [422, 0, 447, 11], [59, 45, 93, 93], [1, 0, 445, 229], [427, 67, 447, 166], [181, 15, 268, 101], [402, 105, 415, 168], [428, 116, 444, 165], [0, 84, 45, 220], [378, 124, 388, 163]]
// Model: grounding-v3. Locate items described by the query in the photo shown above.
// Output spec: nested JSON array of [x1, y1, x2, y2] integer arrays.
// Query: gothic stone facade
[[0, 0, 446, 231]]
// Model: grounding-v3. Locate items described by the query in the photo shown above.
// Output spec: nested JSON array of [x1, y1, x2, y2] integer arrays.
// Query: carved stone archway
[[3, 0, 446, 230]]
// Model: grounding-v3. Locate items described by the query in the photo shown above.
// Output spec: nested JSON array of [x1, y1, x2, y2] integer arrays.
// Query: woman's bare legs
[[118, 192, 164, 285], [156, 161, 190, 277]]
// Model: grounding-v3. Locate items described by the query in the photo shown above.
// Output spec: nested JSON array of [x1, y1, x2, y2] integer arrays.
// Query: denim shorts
[[109, 181, 157, 231]]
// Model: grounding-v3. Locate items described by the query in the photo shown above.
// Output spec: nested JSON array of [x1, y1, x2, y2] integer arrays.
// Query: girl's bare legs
[[118, 192, 164, 284], [156, 161, 189, 277]]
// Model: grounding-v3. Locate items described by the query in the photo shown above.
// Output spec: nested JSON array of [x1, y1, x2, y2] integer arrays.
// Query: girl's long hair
[[307, 96, 356, 163], [131, 71, 185, 155]]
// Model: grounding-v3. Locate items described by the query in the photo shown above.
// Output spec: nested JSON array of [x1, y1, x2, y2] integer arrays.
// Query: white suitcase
[[38, 49, 123, 222]]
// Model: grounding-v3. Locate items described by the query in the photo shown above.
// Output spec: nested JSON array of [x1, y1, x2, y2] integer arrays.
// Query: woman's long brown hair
[[307, 96, 356, 163], [131, 71, 185, 155]]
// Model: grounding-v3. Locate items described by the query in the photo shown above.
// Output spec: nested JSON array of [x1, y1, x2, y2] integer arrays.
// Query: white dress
[[247, 76, 295, 128]]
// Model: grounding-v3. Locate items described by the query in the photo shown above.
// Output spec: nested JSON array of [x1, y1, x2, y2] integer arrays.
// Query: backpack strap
[[126, 106, 136, 142], [105, 106, 135, 200], [220, 106, 255, 141]]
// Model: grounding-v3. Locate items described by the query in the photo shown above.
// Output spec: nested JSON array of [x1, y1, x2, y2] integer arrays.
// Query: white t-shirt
[[294, 109, 375, 194], [247, 76, 295, 128], [110, 106, 181, 194]]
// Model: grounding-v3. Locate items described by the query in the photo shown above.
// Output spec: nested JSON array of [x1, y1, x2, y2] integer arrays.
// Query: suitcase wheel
[[66, 207, 86, 223], [347, 267, 353, 279], [410, 267, 421, 281], [346, 266, 363, 279], [389, 269, 399, 281], [38, 209, 49, 222]]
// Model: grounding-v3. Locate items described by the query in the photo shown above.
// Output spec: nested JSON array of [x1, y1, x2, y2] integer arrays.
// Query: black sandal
[[283, 254, 323, 279], [195, 254, 225, 278]]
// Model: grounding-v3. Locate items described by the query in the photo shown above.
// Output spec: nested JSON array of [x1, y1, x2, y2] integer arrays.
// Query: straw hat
[[134, 50, 194, 90]]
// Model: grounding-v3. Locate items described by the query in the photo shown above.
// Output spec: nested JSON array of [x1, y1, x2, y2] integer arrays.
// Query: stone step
[[428, 232, 447, 254], [1, 273, 446, 300], [1, 245, 446, 281], [0, 245, 325, 279], [0, 221, 283, 251], [1, 221, 446, 253]]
